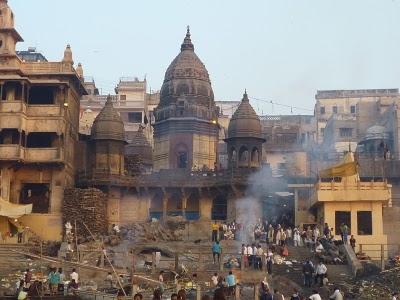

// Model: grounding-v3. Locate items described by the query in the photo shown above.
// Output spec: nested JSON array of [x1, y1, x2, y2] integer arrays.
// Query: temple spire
[[181, 25, 194, 51]]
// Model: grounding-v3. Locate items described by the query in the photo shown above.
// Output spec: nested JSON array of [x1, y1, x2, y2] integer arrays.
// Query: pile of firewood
[[63, 188, 108, 236]]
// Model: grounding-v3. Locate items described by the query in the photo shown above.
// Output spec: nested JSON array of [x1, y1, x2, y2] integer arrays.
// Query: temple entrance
[[262, 193, 294, 227]]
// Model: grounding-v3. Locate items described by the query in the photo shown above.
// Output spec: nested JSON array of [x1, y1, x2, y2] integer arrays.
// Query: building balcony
[[312, 180, 391, 206], [0, 144, 24, 160], [26, 104, 62, 117], [24, 148, 64, 163], [0, 100, 26, 113]]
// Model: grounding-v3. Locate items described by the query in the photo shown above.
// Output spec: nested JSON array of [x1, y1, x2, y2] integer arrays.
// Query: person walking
[[212, 221, 219, 242], [48, 268, 60, 295], [212, 241, 222, 264], [342, 223, 349, 244]]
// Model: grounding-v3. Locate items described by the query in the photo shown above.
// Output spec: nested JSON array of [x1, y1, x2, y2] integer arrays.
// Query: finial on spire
[[105, 94, 112, 105], [242, 89, 249, 102], [62, 44, 73, 65], [181, 26, 194, 52]]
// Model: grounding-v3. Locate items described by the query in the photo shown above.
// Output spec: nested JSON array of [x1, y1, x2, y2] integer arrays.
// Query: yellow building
[[313, 152, 391, 256], [0, 0, 86, 240]]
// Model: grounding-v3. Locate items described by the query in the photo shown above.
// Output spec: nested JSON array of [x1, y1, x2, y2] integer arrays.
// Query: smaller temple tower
[[0, 0, 23, 58], [90, 95, 126, 175], [225, 91, 265, 168]]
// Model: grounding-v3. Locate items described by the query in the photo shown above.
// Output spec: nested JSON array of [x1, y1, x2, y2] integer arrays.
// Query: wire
[[249, 96, 314, 112]]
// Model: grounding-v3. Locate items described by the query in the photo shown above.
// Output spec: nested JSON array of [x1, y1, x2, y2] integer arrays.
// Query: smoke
[[235, 166, 287, 244]]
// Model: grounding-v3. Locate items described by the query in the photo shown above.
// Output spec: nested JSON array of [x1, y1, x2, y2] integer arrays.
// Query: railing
[[316, 181, 389, 191], [77, 168, 258, 188], [357, 243, 400, 270], [25, 147, 63, 162], [0, 100, 26, 113], [26, 104, 62, 116], [0, 144, 24, 160]]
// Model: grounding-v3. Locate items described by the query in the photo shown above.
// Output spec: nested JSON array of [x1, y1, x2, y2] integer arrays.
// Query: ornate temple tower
[[90, 95, 126, 175], [226, 91, 265, 168], [153, 27, 219, 171]]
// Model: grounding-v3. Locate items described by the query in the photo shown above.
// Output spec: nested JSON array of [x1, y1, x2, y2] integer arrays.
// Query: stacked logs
[[63, 188, 108, 237]]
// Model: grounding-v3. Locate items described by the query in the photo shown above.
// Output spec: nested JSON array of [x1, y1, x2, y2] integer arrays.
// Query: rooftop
[[316, 89, 399, 99]]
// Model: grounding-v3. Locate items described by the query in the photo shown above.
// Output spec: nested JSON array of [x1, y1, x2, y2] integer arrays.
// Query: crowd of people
[[15, 267, 80, 299]]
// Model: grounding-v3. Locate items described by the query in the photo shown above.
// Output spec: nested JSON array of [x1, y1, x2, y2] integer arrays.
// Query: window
[[357, 211, 372, 235], [120, 95, 126, 101], [26, 132, 58, 148], [177, 151, 188, 168], [335, 211, 351, 235], [350, 105, 356, 114], [339, 128, 353, 137], [20, 183, 50, 213], [212, 195, 227, 220], [320, 106, 325, 114], [128, 112, 142, 123], [332, 106, 338, 114], [28, 86, 55, 104]]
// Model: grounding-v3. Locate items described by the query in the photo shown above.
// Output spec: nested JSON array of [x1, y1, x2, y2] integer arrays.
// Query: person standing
[[247, 244, 254, 267], [273, 289, 285, 300], [392, 292, 399, 300], [57, 268, 65, 294], [315, 261, 327, 287], [17, 222, 24, 244], [212, 241, 222, 264], [267, 225, 274, 245], [323, 223, 330, 238], [350, 235, 356, 252], [290, 289, 300, 300], [70, 268, 79, 284], [293, 229, 301, 247], [242, 244, 249, 268], [286, 227, 293, 246], [211, 221, 219, 242], [48, 268, 60, 295], [226, 271, 236, 296], [302, 260, 314, 288], [342, 224, 349, 244], [211, 272, 218, 287], [266, 255, 273, 276]]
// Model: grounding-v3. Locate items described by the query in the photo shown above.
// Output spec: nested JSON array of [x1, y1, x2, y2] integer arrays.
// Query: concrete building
[[315, 89, 400, 144], [79, 77, 158, 145], [0, 0, 86, 240]]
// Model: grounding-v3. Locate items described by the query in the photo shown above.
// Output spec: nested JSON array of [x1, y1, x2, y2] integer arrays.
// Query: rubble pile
[[342, 268, 400, 299], [121, 219, 185, 242], [63, 188, 108, 236], [317, 238, 347, 264], [27, 237, 61, 257]]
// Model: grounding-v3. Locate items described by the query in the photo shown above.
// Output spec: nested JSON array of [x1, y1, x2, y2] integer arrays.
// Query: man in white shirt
[[247, 245, 253, 267], [315, 261, 327, 286], [329, 287, 343, 300], [309, 290, 322, 300], [211, 272, 218, 286], [315, 242, 324, 253], [70, 268, 79, 284]]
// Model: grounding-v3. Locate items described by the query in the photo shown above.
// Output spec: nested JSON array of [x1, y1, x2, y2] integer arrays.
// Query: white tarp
[[0, 197, 32, 219]]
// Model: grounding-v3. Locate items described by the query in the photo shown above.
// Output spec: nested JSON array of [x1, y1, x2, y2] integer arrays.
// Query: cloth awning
[[0, 198, 32, 219], [319, 151, 358, 178]]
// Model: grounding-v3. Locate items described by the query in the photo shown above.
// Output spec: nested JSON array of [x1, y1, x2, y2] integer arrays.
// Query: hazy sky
[[11, 0, 400, 115]]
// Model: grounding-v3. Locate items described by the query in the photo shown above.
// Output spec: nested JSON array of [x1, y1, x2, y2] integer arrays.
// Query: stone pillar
[[163, 195, 168, 220], [294, 189, 299, 226], [182, 196, 187, 219], [199, 196, 212, 220]]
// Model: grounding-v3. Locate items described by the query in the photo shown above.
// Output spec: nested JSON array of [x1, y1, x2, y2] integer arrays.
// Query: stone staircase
[[0, 244, 32, 277], [273, 245, 353, 293]]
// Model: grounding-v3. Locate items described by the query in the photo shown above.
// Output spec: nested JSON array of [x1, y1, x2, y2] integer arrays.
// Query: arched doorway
[[175, 143, 189, 169], [238, 146, 249, 167]]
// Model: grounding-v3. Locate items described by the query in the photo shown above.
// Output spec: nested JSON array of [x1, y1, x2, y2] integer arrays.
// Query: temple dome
[[227, 91, 263, 139], [91, 95, 125, 142], [159, 27, 214, 108], [125, 126, 152, 163]]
